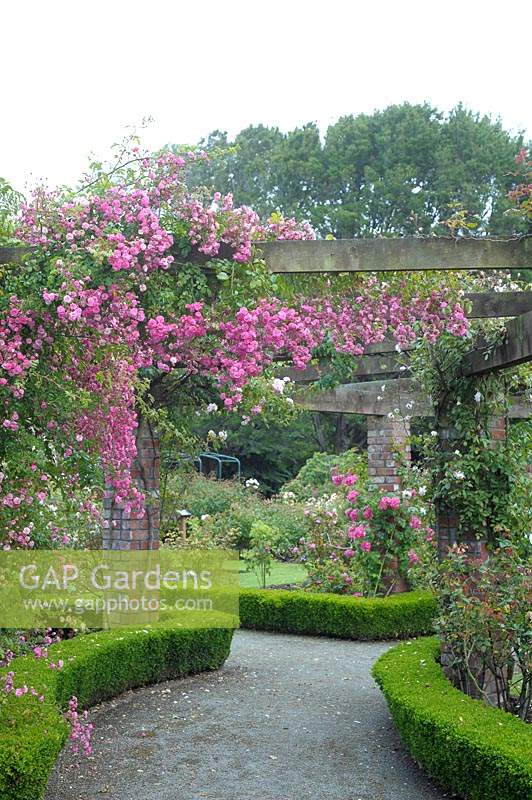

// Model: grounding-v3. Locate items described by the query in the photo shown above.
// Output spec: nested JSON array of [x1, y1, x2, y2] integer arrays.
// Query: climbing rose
[[378, 496, 401, 510]]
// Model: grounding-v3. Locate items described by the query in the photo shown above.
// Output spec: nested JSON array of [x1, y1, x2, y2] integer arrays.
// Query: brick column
[[103, 415, 160, 550], [437, 414, 508, 706], [367, 415, 411, 493], [436, 415, 506, 561], [367, 414, 411, 593]]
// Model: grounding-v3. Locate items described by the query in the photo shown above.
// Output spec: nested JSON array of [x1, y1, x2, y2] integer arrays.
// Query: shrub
[[161, 471, 246, 525], [217, 494, 263, 550], [435, 547, 531, 720], [282, 448, 368, 501], [161, 468, 311, 553], [0, 624, 233, 800], [219, 493, 309, 552], [253, 496, 311, 556], [373, 637, 532, 800], [242, 521, 280, 588], [163, 515, 239, 550], [239, 588, 436, 640], [294, 470, 436, 596]]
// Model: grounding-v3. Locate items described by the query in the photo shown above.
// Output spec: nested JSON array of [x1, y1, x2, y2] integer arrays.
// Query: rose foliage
[[0, 148, 468, 549], [294, 470, 436, 596], [436, 546, 531, 722]]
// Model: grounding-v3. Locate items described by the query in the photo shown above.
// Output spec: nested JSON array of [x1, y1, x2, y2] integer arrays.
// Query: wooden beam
[[296, 378, 532, 419], [508, 398, 532, 419], [463, 309, 532, 376], [281, 353, 407, 383], [465, 291, 532, 318], [259, 236, 531, 274], [0, 246, 33, 264], [295, 379, 432, 417]]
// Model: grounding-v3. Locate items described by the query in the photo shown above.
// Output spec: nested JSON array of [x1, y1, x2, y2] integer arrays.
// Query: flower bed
[[372, 637, 532, 800], [0, 624, 234, 800], [239, 588, 437, 640]]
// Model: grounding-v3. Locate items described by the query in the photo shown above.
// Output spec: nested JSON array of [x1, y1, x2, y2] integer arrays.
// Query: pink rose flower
[[343, 474, 358, 486], [347, 524, 366, 539]]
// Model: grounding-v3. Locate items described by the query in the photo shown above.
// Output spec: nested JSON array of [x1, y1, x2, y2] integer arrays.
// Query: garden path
[[46, 630, 448, 800]]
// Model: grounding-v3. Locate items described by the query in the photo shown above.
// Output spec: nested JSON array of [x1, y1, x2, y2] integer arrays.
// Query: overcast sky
[[1, 0, 529, 192]]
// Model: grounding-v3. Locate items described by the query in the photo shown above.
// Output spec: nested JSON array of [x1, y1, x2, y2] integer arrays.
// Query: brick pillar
[[103, 415, 160, 550], [436, 415, 506, 561], [367, 415, 411, 593], [367, 415, 411, 493], [437, 414, 508, 706]]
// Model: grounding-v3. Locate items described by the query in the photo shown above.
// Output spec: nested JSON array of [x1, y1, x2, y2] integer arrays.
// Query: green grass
[[239, 561, 307, 588]]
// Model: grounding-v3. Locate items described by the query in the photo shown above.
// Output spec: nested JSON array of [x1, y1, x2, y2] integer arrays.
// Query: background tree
[[190, 409, 366, 495], [185, 103, 528, 238]]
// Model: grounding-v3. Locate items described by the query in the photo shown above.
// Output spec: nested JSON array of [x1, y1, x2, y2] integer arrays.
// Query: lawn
[[239, 561, 307, 588]]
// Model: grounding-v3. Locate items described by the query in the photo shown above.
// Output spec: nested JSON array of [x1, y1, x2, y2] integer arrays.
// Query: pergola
[[2, 236, 531, 557], [261, 236, 532, 560]]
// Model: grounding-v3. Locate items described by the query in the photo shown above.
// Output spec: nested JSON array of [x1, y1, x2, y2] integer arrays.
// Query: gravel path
[[46, 630, 448, 800]]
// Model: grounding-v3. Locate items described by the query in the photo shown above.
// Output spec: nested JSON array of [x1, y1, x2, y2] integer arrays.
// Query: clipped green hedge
[[239, 588, 437, 640], [0, 624, 233, 800], [373, 637, 532, 800]]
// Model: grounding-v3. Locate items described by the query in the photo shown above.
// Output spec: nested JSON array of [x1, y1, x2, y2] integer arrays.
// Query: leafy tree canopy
[[184, 103, 528, 238]]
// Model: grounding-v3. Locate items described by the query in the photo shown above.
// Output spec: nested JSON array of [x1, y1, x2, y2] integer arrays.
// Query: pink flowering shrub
[[1, 629, 92, 757], [294, 471, 436, 595], [65, 696, 94, 756], [0, 145, 468, 547]]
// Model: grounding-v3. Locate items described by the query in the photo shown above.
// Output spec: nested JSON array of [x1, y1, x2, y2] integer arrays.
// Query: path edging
[[239, 588, 436, 639], [373, 636, 532, 800], [0, 625, 233, 800]]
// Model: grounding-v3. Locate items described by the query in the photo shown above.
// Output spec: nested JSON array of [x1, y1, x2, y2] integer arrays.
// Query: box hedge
[[239, 588, 437, 640], [0, 624, 234, 800], [372, 637, 532, 800]]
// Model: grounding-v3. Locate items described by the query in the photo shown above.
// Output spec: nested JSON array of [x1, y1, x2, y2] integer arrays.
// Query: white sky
[[1, 0, 529, 192]]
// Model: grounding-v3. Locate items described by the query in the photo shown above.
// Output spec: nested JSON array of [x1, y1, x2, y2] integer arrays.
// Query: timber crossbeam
[[296, 378, 532, 419], [259, 236, 531, 274]]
